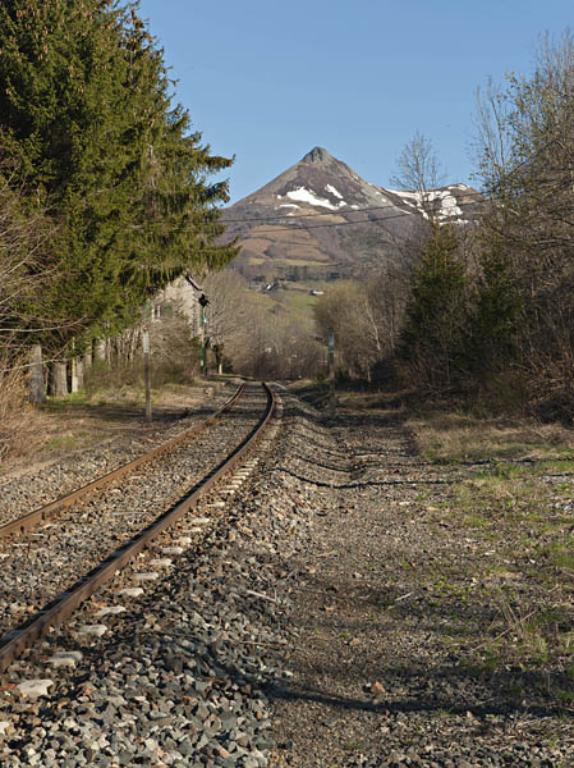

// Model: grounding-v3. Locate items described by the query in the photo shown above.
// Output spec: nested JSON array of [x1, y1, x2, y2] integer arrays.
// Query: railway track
[[0, 381, 245, 538], [0, 381, 276, 674]]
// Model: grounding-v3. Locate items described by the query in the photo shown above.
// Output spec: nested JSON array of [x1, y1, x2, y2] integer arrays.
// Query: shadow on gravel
[[277, 566, 574, 722], [272, 466, 451, 489], [269, 401, 574, 731], [263, 676, 573, 720], [265, 652, 574, 718], [41, 401, 210, 425]]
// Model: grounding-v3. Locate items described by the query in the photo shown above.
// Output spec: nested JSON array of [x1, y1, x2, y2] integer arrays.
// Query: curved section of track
[[0, 382, 275, 673], [0, 382, 246, 541]]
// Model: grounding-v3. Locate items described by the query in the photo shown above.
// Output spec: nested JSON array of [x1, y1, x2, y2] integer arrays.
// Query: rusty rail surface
[[0, 382, 275, 674], [0, 382, 246, 542]]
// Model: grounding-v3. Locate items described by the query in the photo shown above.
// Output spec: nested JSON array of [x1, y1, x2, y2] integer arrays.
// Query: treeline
[[316, 34, 574, 421], [0, 0, 235, 397], [203, 271, 322, 380]]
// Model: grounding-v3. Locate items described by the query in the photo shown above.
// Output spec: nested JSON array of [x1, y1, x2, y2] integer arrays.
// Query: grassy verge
[[455, 467, 573, 701], [0, 377, 225, 476], [407, 410, 574, 464], [406, 409, 574, 706]]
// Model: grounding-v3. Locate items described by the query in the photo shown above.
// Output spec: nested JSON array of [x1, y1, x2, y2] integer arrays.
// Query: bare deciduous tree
[[204, 270, 250, 374], [0, 175, 58, 455], [390, 131, 445, 218], [314, 268, 412, 383], [472, 31, 574, 415], [203, 270, 321, 379]]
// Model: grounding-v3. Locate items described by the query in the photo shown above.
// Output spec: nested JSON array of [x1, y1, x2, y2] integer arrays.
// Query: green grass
[[443, 452, 574, 681], [280, 291, 317, 310], [44, 434, 80, 452], [42, 391, 89, 410], [273, 258, 329, 267]]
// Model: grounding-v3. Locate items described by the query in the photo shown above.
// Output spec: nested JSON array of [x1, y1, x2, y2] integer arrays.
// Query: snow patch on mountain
[[278, 187, 346, 210], [440, 194, 462, 217], [387, 187, 465, 220], [325, 184, 343, 200]]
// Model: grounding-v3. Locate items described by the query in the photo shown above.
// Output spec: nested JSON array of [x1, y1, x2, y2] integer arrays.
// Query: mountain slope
[[223, 147, 482, 286]]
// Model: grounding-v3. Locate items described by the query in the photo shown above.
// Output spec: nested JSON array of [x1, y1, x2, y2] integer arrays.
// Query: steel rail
[[0, 382, 275, 674], [0, 382, 246, 542]]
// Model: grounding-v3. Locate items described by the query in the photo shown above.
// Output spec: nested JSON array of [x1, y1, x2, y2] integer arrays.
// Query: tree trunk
[[70, 357, 79, 393], [76, 358, 85, 390], [94, 339, 106, 363], [28, 344, 45, 404], [111, 335, 121, 366], [49, 362, 69, 397], [83, 347, 93, 370], [127, 329, 140, 364]]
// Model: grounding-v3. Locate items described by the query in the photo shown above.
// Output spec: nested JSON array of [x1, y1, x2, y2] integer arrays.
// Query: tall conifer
[[0, 0, 236, 352], [399, 224, 467, 391]]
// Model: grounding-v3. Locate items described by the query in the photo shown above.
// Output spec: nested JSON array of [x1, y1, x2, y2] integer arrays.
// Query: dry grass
[[408, 411, 574, 463], [0, 365, 225, 478], [0, 361, 46, 461]]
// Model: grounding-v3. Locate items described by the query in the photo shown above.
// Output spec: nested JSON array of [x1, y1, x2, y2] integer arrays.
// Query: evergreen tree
[[399, 224, 467, 391], [466, 240, 522, 376], [0, 0, 236, 353]]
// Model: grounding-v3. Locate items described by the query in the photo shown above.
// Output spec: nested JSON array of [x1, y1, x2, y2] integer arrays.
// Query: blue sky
[[138, 0, 572, 202]]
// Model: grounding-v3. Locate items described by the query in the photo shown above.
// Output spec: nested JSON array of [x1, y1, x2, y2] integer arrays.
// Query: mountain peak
[[301, 146, 332, 164]]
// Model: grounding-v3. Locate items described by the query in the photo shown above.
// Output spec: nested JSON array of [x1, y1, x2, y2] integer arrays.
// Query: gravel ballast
[[0, 387, 267, 638], [0, 387, 321, 766], [0, 384, 234, 529]]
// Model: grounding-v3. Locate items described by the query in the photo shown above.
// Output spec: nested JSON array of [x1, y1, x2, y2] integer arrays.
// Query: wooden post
[[70, 340, 79, 394], [143, 330, 152, 422], [198, 293, 209, 378], [28, 344, 45, 404]]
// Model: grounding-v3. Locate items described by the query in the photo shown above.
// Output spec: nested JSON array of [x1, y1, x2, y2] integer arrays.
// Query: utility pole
[[142, 329, 152, 422]]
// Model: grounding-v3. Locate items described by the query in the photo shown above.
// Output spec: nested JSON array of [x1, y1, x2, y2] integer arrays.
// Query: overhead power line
[[228, 197, 486, 236], [126, 191, 488, 234], [222, 191, 486, 225], [222, 134, 562, 231]]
